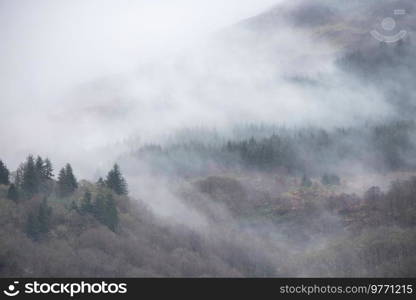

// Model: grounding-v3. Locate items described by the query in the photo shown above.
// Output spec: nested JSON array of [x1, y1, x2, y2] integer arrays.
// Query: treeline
[[1, 156, 416, 276], [135, 120, 416, 176], [0, 156, 128, 240]]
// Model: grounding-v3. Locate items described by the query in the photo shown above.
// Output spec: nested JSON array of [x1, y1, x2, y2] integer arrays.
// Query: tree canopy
[[105, 164, 128, 195]]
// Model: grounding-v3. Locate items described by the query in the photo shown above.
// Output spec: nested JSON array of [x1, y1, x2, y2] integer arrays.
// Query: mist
[[1, 0, 416, 278], [0, 0, 396, 176], [0, 0, 280, 170]]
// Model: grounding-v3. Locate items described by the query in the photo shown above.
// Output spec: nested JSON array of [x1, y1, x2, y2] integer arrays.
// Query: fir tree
[[92, 193, 106, 222], [35, 156, 44, 178], [92, 192, 118, 231], [57, 168, 67, 196], [14, 164, 25, 190], [105, 164, 128, 195], [80, 190, 93, 214], [34, 156, 53, 193], [22, 155, 39, 198], [43, 158, 54, 179], [65, 164, 78, 191], [57, 164, 78, 197], [0, 160, 10, 185], [103, 193, 118, 231]]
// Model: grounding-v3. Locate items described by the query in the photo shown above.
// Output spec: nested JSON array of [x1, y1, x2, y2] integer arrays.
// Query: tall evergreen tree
[[105, 164, 128, 195], [0, 160, 10, 185], [22, 155, 39, 198], [43, 158, 54, 179], [103, 193, 118, 231], [14, 163, 25, 190], [92, 192, 118, 231], [57, 164, 78, 197], [57, 168, 67, 196], [35, 156, 50, 193], [35, 156, 44, 178], [65, 163, 78, 191], [7, 184, 19, 201], [80, 190, 93, 214]]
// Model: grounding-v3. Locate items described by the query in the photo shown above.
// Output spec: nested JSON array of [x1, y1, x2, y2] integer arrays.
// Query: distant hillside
[[233, 0, 416, 117], [242, 0, 416, 51]]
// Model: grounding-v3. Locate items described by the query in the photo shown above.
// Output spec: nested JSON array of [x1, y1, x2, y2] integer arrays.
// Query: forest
[[134, 120, 416, 177], [2, 0, 416, 278], [1, 124, 416, 277]]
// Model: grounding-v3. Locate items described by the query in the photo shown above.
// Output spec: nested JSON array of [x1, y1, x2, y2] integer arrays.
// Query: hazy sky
[[0, 0, 280, 171], [0, 0, 392, 178], [0, 0, 279, 98]]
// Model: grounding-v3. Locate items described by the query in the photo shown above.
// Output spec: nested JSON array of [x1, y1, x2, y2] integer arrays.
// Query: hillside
[[1, 153, 416, 277], [2, 0, 416, 279]]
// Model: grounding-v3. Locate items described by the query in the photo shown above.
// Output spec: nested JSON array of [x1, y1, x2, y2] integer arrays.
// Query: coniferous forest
[[2, 0, 416, 278]]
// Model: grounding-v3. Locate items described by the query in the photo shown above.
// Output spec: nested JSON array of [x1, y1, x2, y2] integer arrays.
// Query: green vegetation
[[136, 121, 416, 177], [0, 160, 10, 185], [105, 164, 128, 195], [0, 147, 415, 277], [57, 164, 78, 197]]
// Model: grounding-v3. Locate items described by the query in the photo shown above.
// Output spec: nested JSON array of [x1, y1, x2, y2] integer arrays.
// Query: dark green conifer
[[105, 164, 128, 195], [57, 164, 78, 197], [22, 155, 39, 198], [80, 190, 93, 214], [92, 192, 118, 231], [43, 158, 54, 179], [0, 160, 10, 185]]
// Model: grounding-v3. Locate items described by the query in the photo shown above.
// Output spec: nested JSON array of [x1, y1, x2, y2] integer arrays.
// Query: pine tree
[[92, 193, 106, 222], [57, 164, 78, 197], [105, 164, 128, 195], [14, 163, 25, 190], [65, 163, 78, 191], [22, 155, 39, 198], [103, 193, 118, 231], [92, 192, 118, 231], [35, 156, 44, 178], [7, 184, 19, 201], [43, 158, 54, 179], [35, 156, 53, 181], [34, 156, 52, 193], [0, 160, 10, 185], [80, 190, 93, 214], [57, 168, 67, 197]]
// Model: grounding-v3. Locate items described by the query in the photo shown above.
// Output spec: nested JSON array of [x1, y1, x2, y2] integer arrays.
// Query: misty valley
[[1, 0, 416, 278], [1, 119, 416, 277]]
